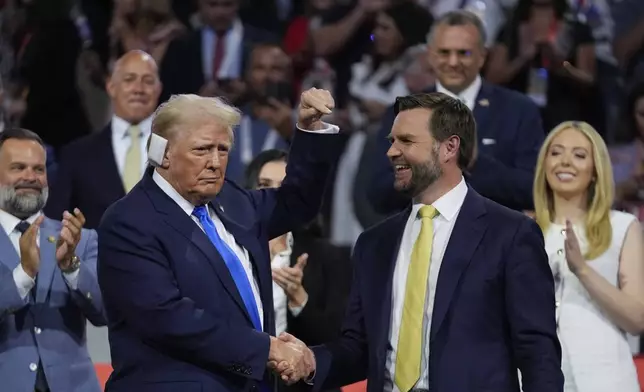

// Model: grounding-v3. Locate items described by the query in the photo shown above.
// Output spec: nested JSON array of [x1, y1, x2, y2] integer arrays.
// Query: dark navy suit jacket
[[45, 125, 126, 230], [369, 82, 544, 213], [96, 129, 342, 392], [311, 188, 563, 392]]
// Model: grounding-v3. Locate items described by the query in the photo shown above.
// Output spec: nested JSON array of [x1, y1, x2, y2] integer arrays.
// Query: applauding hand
[[272, 253, 308, 307]]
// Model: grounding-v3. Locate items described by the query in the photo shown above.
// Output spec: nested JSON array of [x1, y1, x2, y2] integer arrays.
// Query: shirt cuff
[[296, 122, 340, 134], [288, 295, 308, 317], [13, 265, 35, 300], [62, 269, 80, 290]]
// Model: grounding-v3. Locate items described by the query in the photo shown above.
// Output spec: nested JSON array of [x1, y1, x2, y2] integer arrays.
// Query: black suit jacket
[[159, 25, 278, 103], [45, 124, 125, 229]]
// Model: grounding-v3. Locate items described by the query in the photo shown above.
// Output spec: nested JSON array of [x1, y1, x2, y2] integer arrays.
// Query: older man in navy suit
[[275, 93, 562, 392], [369, 10, 545, 214], [0, 128, 105, 392], [97, 88, 342, 391]]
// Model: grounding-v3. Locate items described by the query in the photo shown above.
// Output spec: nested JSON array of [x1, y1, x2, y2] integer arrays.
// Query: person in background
[[109, 0, 186, 66], [610, 81, 644, 217], [532, 121, 644, 391], [45, 50, 161, 229], [368, 10, 544, 215], [485, 0, 598, 132], [0, 127, 105, 392], [244, 149, 352, 392], [159, 0, 277, 105], [225, 43, 293, 182]]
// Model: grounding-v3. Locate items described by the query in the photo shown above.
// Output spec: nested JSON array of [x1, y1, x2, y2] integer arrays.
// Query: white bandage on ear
[[147, 133, 168, 167]]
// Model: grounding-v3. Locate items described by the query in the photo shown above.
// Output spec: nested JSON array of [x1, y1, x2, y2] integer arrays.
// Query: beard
[[0, 182, 48, 220], [392, 143, 443, 198]]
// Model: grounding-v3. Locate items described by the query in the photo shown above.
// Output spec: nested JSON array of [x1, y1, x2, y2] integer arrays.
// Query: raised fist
[[297, 88, 334, 130]]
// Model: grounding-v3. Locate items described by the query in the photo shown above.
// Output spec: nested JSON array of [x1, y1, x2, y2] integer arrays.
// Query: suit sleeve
[[505, 218, 564, 392], [97, 215, 271, 380], [366, 106, 409, 215], [310, 236, 369, 391], [44, 145, 74, 220], [66, 229, 107, 326], [249, 128, 344, 240], [0, 264, 30, 322], [467, 101, 544, 210]]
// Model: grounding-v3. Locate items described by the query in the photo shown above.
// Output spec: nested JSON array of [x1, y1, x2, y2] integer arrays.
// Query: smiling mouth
[[555, 172, 576, 181], [393, 164, 411, 175]]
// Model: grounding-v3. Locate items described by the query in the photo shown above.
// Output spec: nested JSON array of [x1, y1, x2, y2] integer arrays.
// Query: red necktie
[[212, 33, 226, 79]]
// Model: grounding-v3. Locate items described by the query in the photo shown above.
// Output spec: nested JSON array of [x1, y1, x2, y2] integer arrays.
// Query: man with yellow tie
[[45, 50, 162, 229], [275, 93, 564, 392]]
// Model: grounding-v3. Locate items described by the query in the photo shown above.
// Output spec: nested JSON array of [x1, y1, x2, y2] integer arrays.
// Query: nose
[[386, 143, 401, 160], [207, 151, 221, 170], [447, 52, 460, 67]]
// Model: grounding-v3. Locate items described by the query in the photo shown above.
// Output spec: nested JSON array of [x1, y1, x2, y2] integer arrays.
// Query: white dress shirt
[[436, 75, 482, 111], [111, 115, 152, 179], [3, 210, 80, 300], [384, 178, 468, 392]]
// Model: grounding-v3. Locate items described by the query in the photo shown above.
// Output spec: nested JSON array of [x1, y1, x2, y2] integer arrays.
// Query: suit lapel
[[36, 219, 58, 303], [374, 208, 411, 374], [430, 189, 488, 342], [472, 83, 493, 138], [143, 173, 256, 327], [0, 229, 18, 270]]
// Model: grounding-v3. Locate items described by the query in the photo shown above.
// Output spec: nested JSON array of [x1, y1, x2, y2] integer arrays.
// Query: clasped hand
[[267, 333, 315, 385]]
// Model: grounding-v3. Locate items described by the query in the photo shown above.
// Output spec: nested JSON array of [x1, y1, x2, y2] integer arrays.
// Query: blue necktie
[[192, 206, 262, 331]]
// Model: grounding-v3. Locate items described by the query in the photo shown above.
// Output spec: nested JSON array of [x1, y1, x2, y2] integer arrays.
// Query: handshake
[[268, 332, 316, 385]]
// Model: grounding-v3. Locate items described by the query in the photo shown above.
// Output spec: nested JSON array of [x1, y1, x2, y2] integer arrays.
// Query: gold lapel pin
[[47, 236, 56, 243], [478, 99, 489, 107]]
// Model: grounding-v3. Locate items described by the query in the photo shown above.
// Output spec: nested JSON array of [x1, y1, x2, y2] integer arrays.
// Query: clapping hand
[[56, 209, 85, 269], [18, 216, 45, 278], [564, 220, 587, 275], [272, 253, 308, 307], [268, 333, 316, 385]]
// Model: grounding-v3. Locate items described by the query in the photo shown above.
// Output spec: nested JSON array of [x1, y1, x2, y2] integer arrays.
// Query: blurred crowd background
[[1, 0, 644, 389]]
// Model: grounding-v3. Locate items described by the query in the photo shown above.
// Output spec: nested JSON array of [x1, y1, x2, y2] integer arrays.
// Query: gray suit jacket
[[0, 216, 106, 392]]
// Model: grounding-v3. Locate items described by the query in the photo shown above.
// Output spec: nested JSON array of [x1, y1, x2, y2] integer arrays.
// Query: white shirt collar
[[0, 209, 42, 236], [152, 170, 196, 217], [436, 75, 482, 111], [410, 177, 468, 222], [111, 115, 153, 140]]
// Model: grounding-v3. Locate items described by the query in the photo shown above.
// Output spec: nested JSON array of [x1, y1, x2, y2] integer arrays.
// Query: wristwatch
[[60, 255, 81, 273]]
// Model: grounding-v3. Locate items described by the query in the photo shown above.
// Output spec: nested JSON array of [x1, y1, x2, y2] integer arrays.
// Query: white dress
[[545, 210, 641, 392]]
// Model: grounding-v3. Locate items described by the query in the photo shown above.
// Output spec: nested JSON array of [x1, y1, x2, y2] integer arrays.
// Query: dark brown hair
[[394, 92, 477, 170]]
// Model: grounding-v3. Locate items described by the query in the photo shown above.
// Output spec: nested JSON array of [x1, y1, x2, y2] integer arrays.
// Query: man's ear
[[442, 135, 461, 162]]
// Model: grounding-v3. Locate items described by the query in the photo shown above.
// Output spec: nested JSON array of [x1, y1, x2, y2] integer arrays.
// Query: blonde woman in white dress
[[532, 121, 644, 391]]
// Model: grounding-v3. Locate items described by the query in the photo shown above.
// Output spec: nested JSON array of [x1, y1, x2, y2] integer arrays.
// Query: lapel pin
[[47, 236, 56, 243], [478, 99, 489, 107]]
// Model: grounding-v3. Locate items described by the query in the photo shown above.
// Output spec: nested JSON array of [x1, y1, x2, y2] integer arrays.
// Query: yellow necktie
[[395, 205, 439, 392], [123, 125, 142, 193]]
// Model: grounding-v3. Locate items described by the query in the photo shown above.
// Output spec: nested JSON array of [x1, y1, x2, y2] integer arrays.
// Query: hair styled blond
[[151, 94, 241, 145], [533, 121, 614, 260]]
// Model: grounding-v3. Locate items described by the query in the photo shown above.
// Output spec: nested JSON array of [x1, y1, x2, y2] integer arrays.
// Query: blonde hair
[[533, 121, 614, 260], [151, 94, 241, 145]]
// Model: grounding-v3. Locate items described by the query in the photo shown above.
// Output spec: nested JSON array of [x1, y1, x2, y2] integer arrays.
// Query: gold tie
[[123, 125, 142, 193], [395, 205, 439, 392]]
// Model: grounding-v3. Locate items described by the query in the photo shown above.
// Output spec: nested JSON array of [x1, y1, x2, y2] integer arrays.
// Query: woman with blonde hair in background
[[533, 121, 644, 391]]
